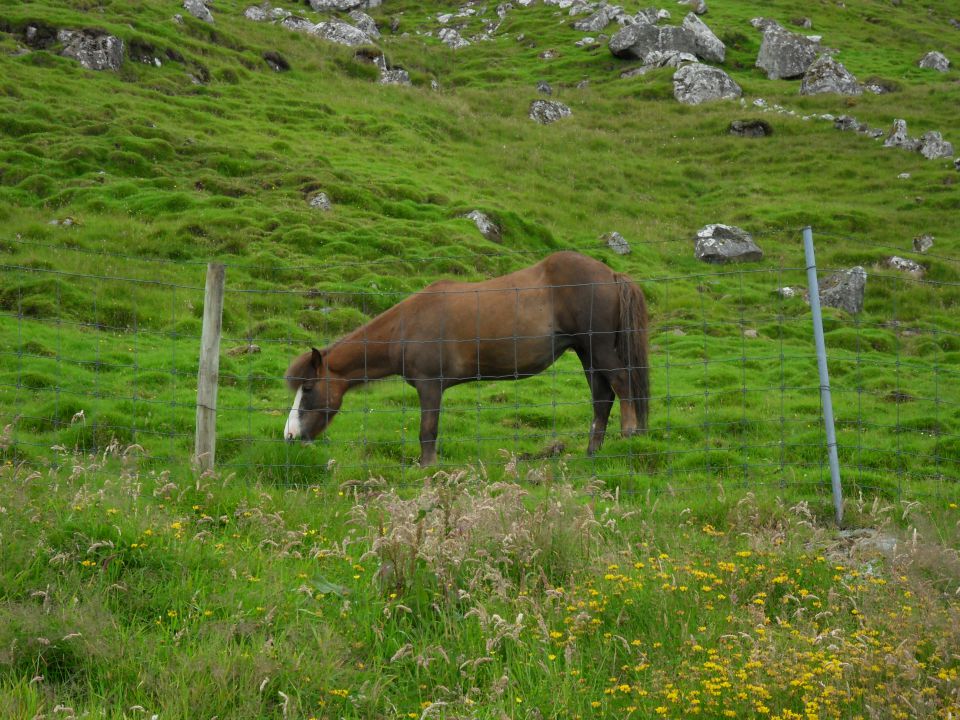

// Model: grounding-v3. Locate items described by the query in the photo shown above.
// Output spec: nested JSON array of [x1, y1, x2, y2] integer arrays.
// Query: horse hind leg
[[593, 349, 641, 437], [576, 349, 615, 455]]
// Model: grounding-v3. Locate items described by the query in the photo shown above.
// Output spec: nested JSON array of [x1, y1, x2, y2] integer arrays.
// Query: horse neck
[[326, 313, 399, 383]]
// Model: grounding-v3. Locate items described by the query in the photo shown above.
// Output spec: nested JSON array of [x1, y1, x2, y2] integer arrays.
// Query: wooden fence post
[[195, 263, 226, 473]]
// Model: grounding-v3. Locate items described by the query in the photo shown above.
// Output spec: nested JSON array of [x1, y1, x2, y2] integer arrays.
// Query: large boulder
[[673, 64, 741, 105], [918, 51, 950, 72], [310, 19, 374, 46], [244, 5, 268, 21], [919, 131, 954, 160], [694, 224, 762, 263], [756, 26, 820, 79], [682, 13, 724, 63], [818, 267, 866, 314], [183, 0, 214, 23], [729, 119, 772, 137], [573, 6, 616, 32], [349, 10, 380, 39], [609, 13, 724, 62], [529, 99, 572, 124], [57, 30, 124, 71], [282, 16, 316, 32], [800, 55, 861, 96]]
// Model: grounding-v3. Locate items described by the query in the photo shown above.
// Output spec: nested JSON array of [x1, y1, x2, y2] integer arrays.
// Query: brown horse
[[284, 251, 649, 466]]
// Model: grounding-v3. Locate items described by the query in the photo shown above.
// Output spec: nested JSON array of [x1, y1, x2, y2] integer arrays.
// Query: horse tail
[[613, 272, 649, 432]]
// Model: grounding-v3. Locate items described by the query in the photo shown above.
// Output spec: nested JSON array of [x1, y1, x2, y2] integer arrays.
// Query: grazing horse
[[284, 251, 649, 466]]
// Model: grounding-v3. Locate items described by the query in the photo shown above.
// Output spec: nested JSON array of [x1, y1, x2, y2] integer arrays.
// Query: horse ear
[[310, 347, 325, 371]]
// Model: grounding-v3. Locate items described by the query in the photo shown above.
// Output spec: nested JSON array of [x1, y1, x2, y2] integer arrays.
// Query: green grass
[[1, 0, 959, 715]]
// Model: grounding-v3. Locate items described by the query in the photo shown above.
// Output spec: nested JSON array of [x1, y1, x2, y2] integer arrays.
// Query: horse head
[[284, 347, 345, 442]]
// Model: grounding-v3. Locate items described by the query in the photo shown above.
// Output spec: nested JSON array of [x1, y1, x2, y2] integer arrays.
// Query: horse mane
[[285, 350, 317, 391]]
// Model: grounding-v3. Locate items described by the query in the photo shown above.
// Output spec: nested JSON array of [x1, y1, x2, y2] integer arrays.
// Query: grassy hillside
[[1, 0, 959, 716]]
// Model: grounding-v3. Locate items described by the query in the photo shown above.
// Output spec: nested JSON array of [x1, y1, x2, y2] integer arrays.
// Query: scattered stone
[[834, 115, 864, 132], [349, 10, 380, 39], [244, 5, 268, 21], [309, 0, 379, 9], [536, 80, 552, 95], [311, 19, 374, 47], [791, 17, 813, 29], [777, 286, 803, 299], [227, 344, 262, 356], [800, 55, 861, 96], [463, 210, 501, 242], [897, 173, 911, 180], [173, 14, 184, 24], [819, 267, 867, 314], [574, 37, 598, 47], [643, 49, 697, 67], [885, 256, 924, 275], [602, 231, 631, 255], [57, 30, 124, 71], [694, 224, 762, 263], [529, 99, 572, 124], [756, 26, 820, 79], [743, 328, 758, 339], [183, 0, 214, 23], [309, 192, 332, 211], [438, 28, 470, 49], [576, 79, 589, 88], [912, 234, 934, 253], [263, 50, 290, 72], [673, 64, 742, 105], [679, 0, 707, 16], [883, 119, 920, 152], [918, 51, 950, 72], [750, 17, 780, 32], [270, 7, 293, 20], [918, 131, 954, 160], [539, 49, 560, 59], [729, 119, 772, 137]]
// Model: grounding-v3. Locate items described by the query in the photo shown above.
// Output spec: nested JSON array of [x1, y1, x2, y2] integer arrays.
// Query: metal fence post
[[195, 263, 226, 473], [802, 227, 844, 526]]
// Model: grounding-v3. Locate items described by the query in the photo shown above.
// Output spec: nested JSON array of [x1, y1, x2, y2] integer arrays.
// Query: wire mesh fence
[[1, 227, 957, 499]]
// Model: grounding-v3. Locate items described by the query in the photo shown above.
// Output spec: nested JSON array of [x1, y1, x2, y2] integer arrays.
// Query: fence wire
[[1, 229, 957, 500]]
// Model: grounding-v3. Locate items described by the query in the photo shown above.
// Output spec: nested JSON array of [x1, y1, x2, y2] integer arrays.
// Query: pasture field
[[1, 0, 960, 716]]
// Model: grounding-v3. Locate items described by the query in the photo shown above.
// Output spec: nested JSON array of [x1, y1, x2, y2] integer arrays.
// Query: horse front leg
[[415, 381, 443, 467]]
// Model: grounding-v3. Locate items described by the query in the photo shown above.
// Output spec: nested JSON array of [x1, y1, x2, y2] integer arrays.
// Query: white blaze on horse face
[[284, 387, 303, 441]]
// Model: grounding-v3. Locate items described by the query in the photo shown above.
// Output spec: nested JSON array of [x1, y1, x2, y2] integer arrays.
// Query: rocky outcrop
[[884, 256, 924, 275], [819, 267, 866, 314], [694, 225, 762, 263], [183, 0, 214, 23], [282, 16, 316, 33], [918, 51, 950, 72], [438, 28, 470, 49], [673, 64, 741, 105], [529, 99, 572, 124], [756, 26, 820, 79], [800, 55, 861, 96], [57, 30, 124, 71], [883, 120, 954, 159], [573, 6, 616, 32], [682, 13, 724, 63]]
